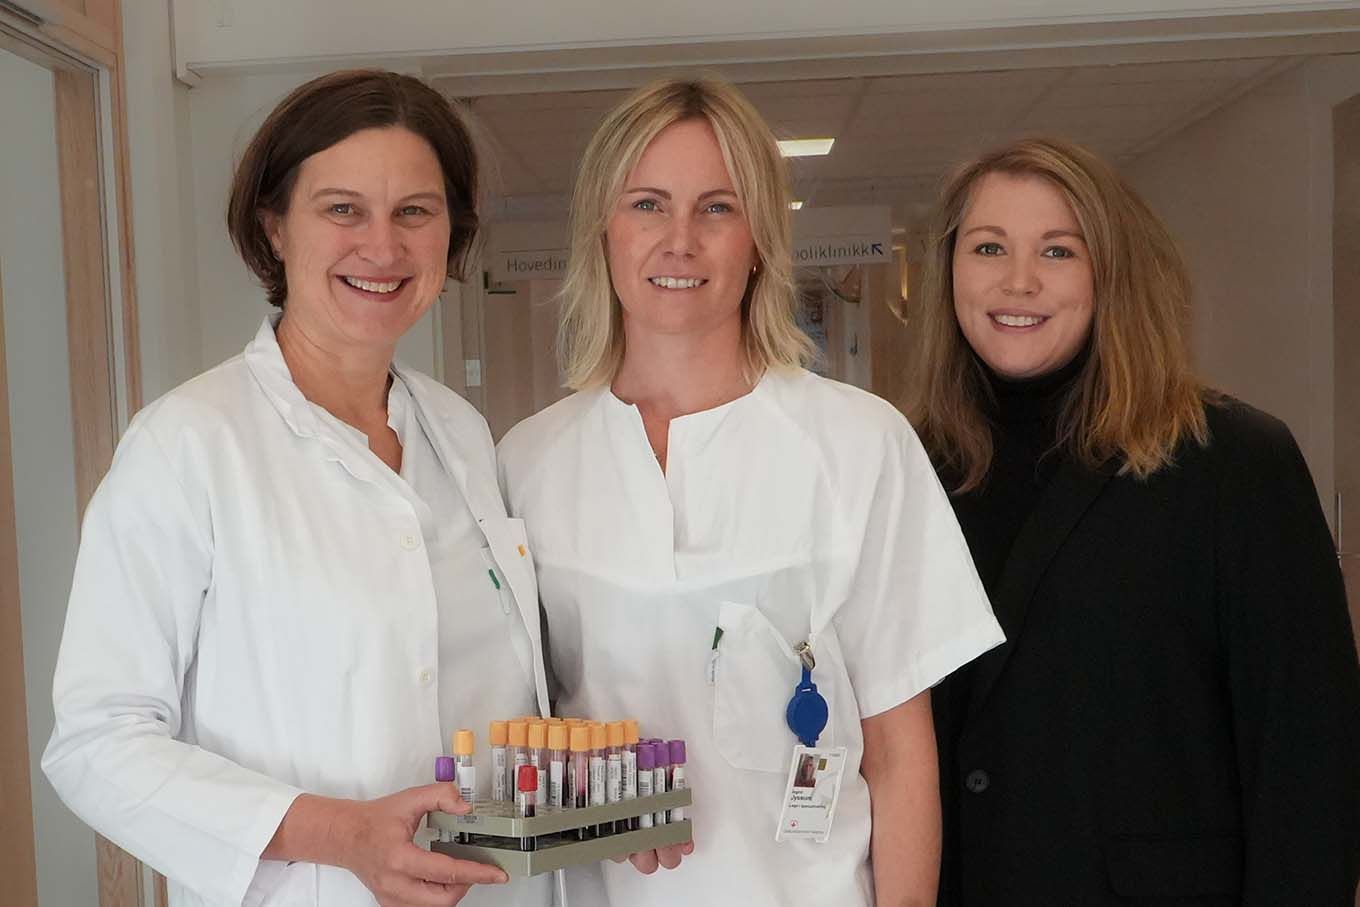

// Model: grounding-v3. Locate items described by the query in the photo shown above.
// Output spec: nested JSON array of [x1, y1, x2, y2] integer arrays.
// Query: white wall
[[123, 0, 202, 401], [0, 48, 99, 907], [1127, 53, 1360, 529], [169, 0, 1350, 72]]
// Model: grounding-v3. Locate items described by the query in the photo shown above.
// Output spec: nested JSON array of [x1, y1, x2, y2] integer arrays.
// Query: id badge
[[774, 745, 848, 843]]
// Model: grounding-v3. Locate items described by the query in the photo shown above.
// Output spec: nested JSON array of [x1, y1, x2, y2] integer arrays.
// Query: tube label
[[607, 754, 622, 803], [670, 766, 686, 822], [637, 770, 654, 828], [590, 757, 606, 806], [653, 767, 668, 825], [492, 748, 507, 801], [457, 764, 476, 806], [550, 760, 565, 808], [623, 750, 637, 800]]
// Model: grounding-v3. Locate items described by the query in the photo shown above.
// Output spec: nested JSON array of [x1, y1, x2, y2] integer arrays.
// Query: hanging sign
[[792, 205, 892, 266], [487, 221, 568, 282]]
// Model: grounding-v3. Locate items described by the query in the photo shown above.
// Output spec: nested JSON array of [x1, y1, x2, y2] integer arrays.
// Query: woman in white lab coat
[[43, 70, 550, 907], [497, 78, 1004, 907]]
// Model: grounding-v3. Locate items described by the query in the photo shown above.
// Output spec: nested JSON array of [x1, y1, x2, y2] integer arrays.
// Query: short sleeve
[[833, 427, 1005, 719]]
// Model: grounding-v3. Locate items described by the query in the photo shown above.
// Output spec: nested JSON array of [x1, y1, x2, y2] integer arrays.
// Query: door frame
[[0, 2, 143, 905]]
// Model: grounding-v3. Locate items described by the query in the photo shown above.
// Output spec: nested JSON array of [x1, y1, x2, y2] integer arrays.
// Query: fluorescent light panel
[[789, 201, 804, 210], [777, 138, 835, 158]]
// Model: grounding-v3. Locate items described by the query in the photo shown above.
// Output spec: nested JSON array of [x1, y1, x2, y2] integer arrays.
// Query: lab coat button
[[964, 769, 990, 794], [400, 532, 421, 551], [418, 668, 434, 687]]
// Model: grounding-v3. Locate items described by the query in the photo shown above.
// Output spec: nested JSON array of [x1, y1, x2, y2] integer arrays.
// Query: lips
[[990, 312, 1047, 328], [648, 276, 707, 290], [339, 275, 408, 296]]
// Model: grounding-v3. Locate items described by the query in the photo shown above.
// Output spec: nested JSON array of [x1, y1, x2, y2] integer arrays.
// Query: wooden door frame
[[0, 2, 145, 905]]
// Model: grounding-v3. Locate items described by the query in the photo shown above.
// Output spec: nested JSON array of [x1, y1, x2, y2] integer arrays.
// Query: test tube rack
[[429, 788, 693, 877]]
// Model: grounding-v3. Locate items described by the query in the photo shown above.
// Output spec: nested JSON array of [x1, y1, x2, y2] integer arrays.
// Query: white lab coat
[[43, 317, 551, 907], [498, 368, 1004, 907]]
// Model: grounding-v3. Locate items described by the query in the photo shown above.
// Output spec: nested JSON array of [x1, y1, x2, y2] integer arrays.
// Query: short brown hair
[[558, 78, 815, 388], [227, 69, 479, 307], [905, 136, 1208, 492]]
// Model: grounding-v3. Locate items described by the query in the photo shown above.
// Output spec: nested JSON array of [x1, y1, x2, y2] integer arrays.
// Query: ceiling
[[462, 55, 1291, 231]]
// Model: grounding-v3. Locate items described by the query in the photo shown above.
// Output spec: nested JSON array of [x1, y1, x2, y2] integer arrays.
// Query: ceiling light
[[777, 138, 835, 158], [789, 200, 804, 210]]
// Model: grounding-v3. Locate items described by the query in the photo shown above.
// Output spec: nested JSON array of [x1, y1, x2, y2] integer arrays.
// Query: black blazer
[[934, 399, 1360, 906]]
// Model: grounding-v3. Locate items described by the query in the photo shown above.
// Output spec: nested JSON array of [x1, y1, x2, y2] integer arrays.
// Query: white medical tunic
[[43, 316, 551, 907], [498, 368, 1004, 907]]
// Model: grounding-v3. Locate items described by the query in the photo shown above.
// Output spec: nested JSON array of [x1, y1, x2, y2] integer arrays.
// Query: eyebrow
[[621, 186, 738, 201], [961, 225, 1085, 241], [310, 188, 445, 205]]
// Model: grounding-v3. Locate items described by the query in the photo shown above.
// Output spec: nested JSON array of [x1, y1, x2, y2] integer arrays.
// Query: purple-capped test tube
[[668, 740, 687, 822], [434, 757, 455, 843], [635, 743, 655, 829], [652, 742, 670, 825]]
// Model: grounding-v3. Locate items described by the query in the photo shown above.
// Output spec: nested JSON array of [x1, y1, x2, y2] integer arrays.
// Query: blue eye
[[704, 202, 733, 214], [1043, 246, 1075, 259], [632, 198, 659, 211], [974, 242, 1004, 256]]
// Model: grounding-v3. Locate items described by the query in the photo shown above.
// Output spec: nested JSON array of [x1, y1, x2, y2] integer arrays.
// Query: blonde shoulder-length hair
[[906, 136, 1208, 493], [558, 78, 815, 389]]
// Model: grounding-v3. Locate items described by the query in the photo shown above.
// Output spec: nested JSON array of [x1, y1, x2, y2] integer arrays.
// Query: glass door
[[0, 20, 124, 907]]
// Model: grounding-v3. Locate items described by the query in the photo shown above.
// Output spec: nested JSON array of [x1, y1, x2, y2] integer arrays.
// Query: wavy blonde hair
[[906, 136, 1208, 493], [558, 78, 814, 389]]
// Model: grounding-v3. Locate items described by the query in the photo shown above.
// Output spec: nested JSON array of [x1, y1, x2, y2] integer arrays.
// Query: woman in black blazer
[[907, 137, 1360, 905]]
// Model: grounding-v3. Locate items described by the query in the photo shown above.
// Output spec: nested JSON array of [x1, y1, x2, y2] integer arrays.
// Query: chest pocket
[[473, 545, 537, 690], [711, 600, 836, 773]]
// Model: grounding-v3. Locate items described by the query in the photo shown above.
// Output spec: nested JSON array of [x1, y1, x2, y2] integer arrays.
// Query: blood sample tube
[[489, 720, 508, 802], [528, 721, 549, 807], [569, 725, 591, 839], [590, 723, 608, 836], [668, 740, 687, 822], [622, 719, 640, 829], [516, 764, 538, 852], [652, 742, 669, 826], [606, 721, 624, 834], [434, 756, 455, 843], [635, 743, 655, 829], [548, 723, 568, 808], [453, 729, 477, 805], [508, 720, 529, 800]]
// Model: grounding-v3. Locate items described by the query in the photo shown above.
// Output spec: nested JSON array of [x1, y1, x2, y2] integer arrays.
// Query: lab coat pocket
[[480, 547, 536, 686], [712, 600, 833, 774]]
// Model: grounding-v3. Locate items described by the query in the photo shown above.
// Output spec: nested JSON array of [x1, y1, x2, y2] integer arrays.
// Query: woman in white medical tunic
[[42, 71, 550, 907], [497, 78, 1004, 907]]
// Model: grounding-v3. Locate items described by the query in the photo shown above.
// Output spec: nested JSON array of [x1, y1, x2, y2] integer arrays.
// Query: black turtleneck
[[948, 351, 1086, 598]]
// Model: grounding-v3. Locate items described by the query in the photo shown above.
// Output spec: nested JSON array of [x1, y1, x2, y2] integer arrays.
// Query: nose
[[663, 211, 698, 258], [1002, 256, 1040, 296], [358, 215, 402, 268]]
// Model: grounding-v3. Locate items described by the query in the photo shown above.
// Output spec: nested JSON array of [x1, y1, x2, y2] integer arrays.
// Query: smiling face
[[605, 118, 757, 344], [265, 126, 451, 355], [952, 171, 1095, 380]]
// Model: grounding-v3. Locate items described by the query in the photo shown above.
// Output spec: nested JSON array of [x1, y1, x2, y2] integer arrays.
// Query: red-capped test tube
[[517, 764, 538, 852]]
